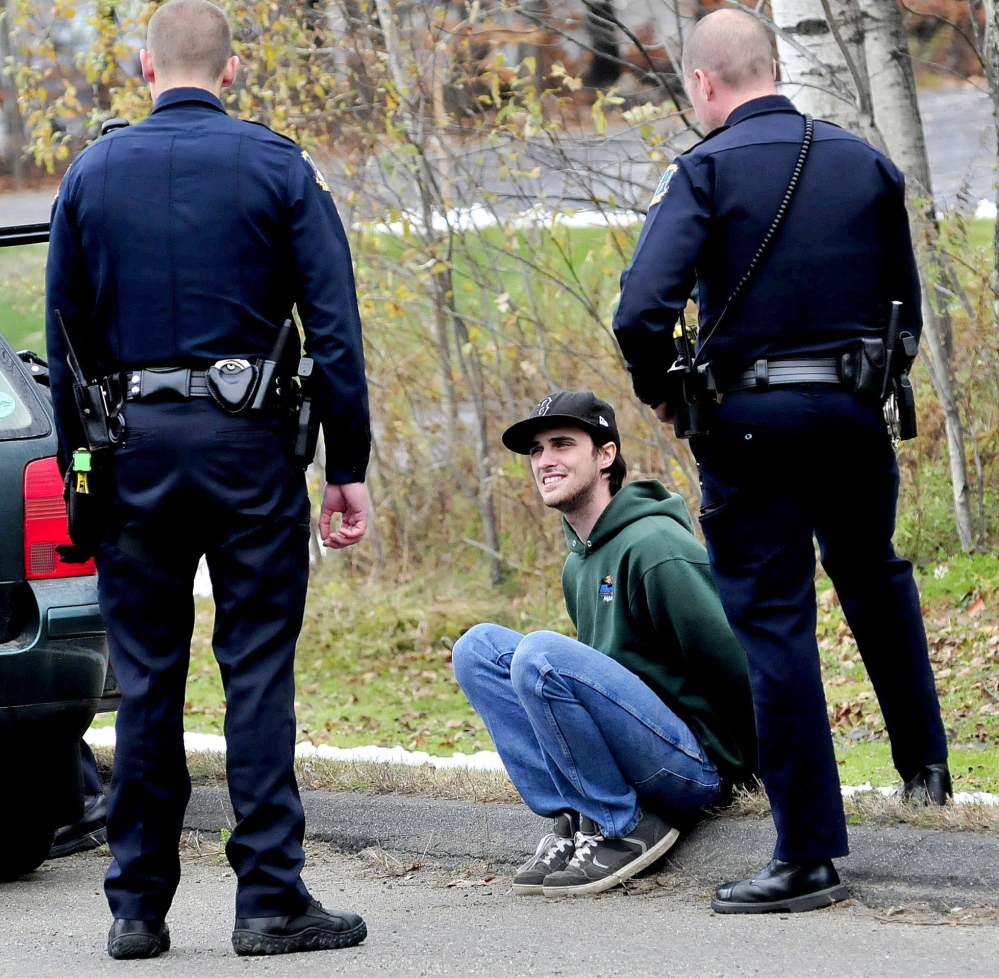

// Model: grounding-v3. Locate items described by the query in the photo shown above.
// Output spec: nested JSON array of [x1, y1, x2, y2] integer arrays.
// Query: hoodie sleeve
[[635, 554, 758, 783]]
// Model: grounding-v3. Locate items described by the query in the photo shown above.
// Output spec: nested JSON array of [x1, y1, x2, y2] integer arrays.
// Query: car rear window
[[0, 345, 50, 441]]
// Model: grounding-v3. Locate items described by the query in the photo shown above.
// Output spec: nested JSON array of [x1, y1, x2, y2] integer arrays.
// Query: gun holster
[[837, 337, 886, 402], [290, 357, 321, 467], [668, 359, 717, 440]]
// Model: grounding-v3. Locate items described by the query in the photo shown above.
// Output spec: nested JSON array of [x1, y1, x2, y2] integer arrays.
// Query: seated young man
[[452, 391, 757, 897]]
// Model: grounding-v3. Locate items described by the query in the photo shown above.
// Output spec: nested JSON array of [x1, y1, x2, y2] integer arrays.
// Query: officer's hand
[[653, 402, 676, 424], [320, 482, 368, 549]]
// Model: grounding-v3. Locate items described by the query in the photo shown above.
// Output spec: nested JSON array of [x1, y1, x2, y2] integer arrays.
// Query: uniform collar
[[151, 87, 226, 114], [725, 94, 799, 128]]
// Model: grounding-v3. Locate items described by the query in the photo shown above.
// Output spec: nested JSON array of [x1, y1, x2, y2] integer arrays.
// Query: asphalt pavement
[[2, 788, 998, 978]]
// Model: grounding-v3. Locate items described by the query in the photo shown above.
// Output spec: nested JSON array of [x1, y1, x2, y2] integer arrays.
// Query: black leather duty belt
[[123, 366, 216, 401], [724, 357, 841, 393]]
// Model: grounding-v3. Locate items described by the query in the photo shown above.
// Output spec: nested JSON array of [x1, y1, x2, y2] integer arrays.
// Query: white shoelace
[[568, 828, 604, 867]]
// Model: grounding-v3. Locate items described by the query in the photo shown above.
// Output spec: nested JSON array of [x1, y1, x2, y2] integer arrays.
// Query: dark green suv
[[0, 223, 116, 879]]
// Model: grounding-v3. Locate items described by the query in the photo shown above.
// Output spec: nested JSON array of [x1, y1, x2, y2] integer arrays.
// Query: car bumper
[[0, 577, 110, 729]]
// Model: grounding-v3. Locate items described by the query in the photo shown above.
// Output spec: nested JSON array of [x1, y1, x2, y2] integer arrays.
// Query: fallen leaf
[[446, 877, 498, 888]]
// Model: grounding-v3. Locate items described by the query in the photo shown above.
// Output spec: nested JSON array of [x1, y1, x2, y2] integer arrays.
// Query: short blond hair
[[681, 9, 773, 88], [147, 0, 232, 82]]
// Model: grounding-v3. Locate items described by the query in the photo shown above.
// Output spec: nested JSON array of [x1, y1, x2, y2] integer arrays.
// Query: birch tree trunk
[[860, 0, 973, 550], [771, 0, 975, 551], [770, 0, 861, 131]]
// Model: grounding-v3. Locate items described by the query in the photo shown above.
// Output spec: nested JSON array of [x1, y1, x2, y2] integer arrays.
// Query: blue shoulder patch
[[649, 164, 678, 207]]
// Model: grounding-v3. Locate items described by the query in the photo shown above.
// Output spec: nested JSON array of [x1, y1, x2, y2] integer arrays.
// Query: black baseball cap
[[502, 391, 621, 455]]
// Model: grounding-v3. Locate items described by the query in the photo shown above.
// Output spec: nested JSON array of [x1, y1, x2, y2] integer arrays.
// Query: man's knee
[[451, 622, 509, 690], [509, 630, 567, 694]]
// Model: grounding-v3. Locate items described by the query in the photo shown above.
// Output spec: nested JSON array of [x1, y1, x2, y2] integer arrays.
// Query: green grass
[[87, 550, 999, 794], [0, 242, 47, 352]]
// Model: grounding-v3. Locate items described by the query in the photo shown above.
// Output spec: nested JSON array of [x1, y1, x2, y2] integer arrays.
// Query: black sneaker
[[107, 919, 170, 959], [232, 899, 367, 956], [49, 792, 108, 859], [543, 811, 680, 898], [512, 812, 578, 895]]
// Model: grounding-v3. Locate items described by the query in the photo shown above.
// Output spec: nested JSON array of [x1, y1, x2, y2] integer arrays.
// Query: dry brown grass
[[94, 744, 998, 831], [719, 779, 999, 833]]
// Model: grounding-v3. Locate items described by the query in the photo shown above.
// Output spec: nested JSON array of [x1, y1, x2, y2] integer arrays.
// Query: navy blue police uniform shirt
[[613, 94, 922, 408], [45, 87, 369, 485]]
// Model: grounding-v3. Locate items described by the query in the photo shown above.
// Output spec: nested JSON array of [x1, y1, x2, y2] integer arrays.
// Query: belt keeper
[[754, 359, 770, 391]]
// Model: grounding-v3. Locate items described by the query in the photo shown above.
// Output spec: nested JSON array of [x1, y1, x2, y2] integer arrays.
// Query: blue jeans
[[452, 624, 720, 837]]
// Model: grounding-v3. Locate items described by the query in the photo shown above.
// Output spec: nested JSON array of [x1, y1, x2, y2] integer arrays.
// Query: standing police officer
[[46, 0, 369, 958], [614, 9, 950, 914]]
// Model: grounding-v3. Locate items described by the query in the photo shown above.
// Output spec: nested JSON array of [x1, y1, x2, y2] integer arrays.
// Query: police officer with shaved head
[[46, 0, 369, 958], [614, 8, 950, 914]]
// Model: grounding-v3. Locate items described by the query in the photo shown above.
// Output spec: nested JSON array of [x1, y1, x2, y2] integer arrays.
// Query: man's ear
[[598, 441, 617, 476], [221, 55, 240, 89], [140, 48, 154, 83], [694, 67, 714, 101]]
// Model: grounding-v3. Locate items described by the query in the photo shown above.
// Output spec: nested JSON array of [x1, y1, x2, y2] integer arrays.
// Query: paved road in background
[[2, 845, 997, 978], [1, 85, 994, 229]]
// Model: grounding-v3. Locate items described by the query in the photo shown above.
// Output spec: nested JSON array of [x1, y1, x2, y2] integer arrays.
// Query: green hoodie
[[561, 479, 757, 788]]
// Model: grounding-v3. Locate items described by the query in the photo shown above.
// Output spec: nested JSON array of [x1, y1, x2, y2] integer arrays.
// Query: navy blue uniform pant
[[96, 400, 312, 920], [693, 387, 947, 861]]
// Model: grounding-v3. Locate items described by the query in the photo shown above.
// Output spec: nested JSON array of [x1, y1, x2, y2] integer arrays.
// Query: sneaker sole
[[511, 881, 545, 896], [710, 882, 850, 914], [232, 919, 367, 956], [543, 827, 680, 898]]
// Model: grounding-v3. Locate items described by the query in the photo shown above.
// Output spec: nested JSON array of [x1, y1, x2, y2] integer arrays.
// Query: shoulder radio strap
[[693, 114, 814, 365]]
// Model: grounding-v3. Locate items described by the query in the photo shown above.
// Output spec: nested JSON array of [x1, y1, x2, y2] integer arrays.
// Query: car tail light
[[23, 457, 96, 579]]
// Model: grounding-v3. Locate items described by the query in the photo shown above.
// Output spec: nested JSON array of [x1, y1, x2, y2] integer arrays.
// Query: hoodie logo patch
[[599, 575, 614, 602]]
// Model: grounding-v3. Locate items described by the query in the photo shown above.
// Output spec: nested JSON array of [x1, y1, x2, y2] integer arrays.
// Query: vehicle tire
[[0, 814, 56, 881]]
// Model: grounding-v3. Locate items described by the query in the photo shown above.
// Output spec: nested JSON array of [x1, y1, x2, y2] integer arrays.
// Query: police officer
[[45, 0, 369, 958], [613, 9, 950, 914]]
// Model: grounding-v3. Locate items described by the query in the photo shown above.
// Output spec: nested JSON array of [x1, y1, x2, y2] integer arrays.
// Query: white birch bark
[[770, 0, 861, 130], [857, 0, 973, 550], [771, 0, 975, 550]]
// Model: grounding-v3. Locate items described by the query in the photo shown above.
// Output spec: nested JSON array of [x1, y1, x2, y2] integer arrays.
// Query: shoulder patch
[[649, 164, 678, 207], [301, 150, 331, 194]]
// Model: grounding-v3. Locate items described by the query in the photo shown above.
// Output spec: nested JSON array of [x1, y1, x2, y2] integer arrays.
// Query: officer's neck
[[150, 77, 224, 103]]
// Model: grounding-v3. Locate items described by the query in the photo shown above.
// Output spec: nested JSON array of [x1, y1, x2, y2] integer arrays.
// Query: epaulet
[[245, 119, 298, 145]]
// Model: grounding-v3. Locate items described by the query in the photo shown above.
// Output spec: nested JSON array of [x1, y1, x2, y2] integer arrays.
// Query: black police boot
[[232, 899, 367, 956], [48, 792, 108, 859], [711, 858, 849, 914], [901, 763, 953, 806], [107, 919, 170, 959]]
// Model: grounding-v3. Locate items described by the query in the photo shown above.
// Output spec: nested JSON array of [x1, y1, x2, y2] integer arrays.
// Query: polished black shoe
[[901, 763, 953, 806], [232, 899, 367, 956], [49, 792, 108, 859], [712, 858, 849, 914], [107, 919, 170, 959]]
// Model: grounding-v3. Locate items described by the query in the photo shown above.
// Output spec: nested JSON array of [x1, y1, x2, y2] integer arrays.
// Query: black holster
[[837, 337, 886, 403], [71, 373, 126, 451], [58, 461, 112, 564], [667, 359, 717, 440]]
